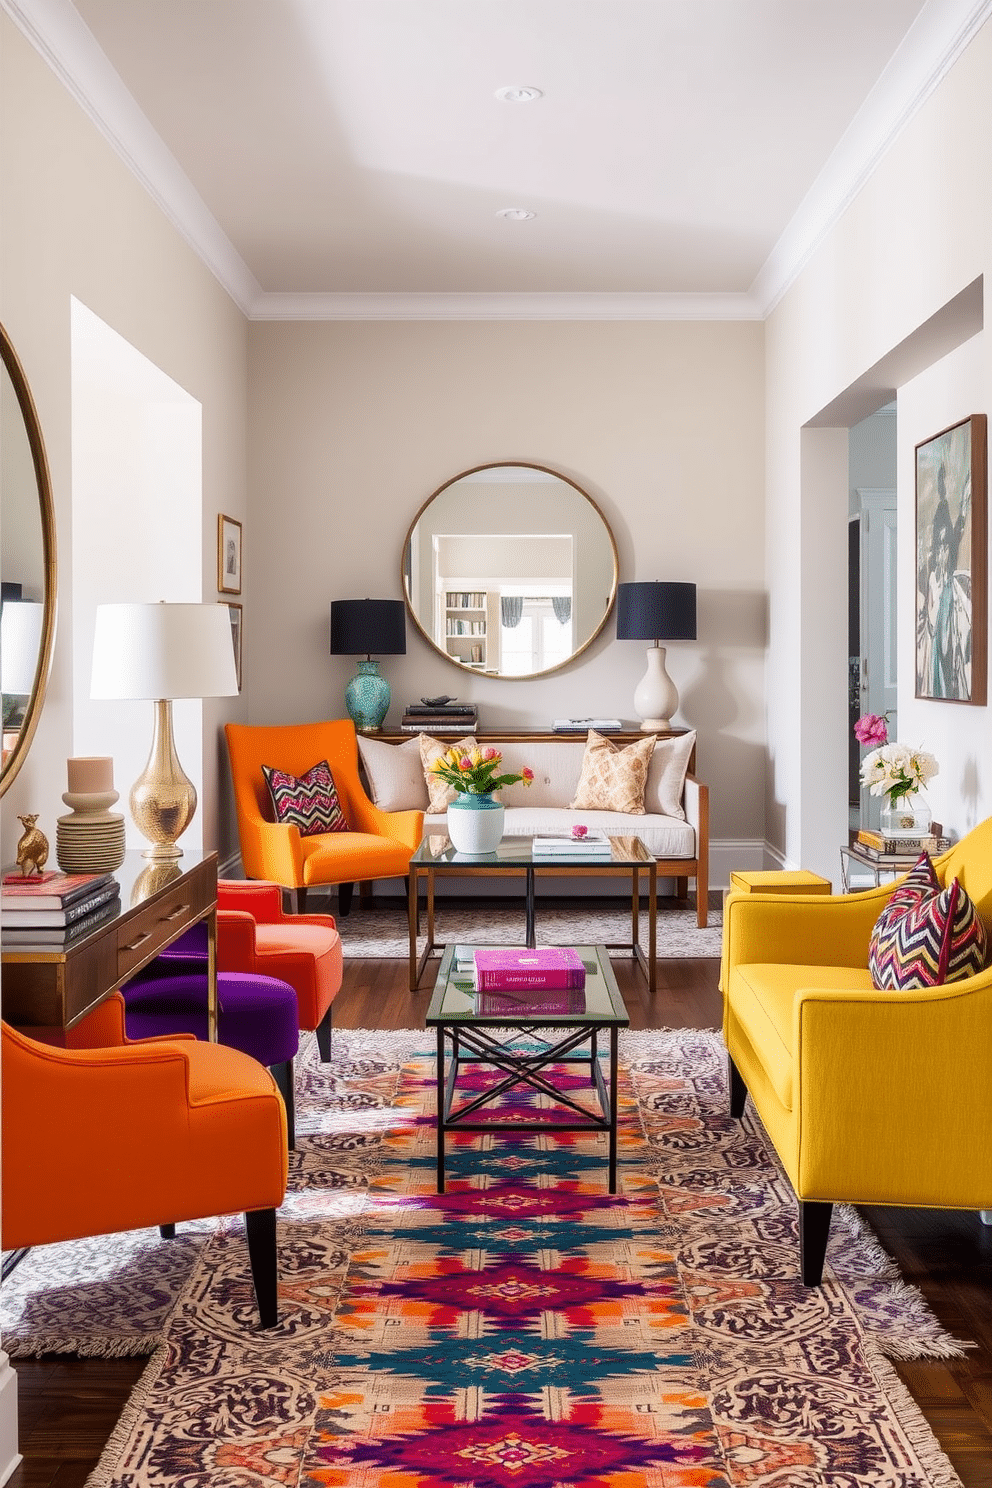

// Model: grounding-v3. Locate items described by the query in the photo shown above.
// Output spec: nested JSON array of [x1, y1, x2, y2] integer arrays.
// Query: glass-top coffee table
[[407, 834, 657, 992], [425, 943, 630, 1193]]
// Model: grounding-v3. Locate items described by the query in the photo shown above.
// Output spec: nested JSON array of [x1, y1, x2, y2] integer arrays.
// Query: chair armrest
[[240, 818, 306, 886], [723, 882, 893, 973], [793, 972, 992, 1200], [218, 909, 259, 968], [350, 795, 425, 851], [683, 774, 704, 843]]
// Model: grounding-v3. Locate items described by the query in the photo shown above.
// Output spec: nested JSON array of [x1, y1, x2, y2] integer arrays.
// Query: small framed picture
[[218, 514, 243, 595], [915, 414, 987, 704], [227, 602, 243, 691]]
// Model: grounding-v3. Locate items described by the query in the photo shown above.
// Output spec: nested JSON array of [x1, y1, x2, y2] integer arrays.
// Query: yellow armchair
[[722, 817, 992, 1284], [225, 719, 424, 912]]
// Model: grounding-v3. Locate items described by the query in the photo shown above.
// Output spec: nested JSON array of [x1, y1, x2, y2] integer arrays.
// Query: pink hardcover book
[[473, 946, 587, 991]]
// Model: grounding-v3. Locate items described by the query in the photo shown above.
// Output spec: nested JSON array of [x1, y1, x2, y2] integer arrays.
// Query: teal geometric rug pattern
[[7, 1029, 965, 1487]]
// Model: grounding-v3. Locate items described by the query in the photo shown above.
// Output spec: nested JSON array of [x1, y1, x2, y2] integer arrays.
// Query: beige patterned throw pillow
[[569, 729, 657, 814], [419, 734, 479, 813]]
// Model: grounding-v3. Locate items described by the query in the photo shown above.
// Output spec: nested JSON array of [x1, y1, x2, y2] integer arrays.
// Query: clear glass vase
[[880, 793, 932, 838]]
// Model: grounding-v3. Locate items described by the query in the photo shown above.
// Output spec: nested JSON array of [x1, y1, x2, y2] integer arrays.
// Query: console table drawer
[[116, 864, 214, 982]]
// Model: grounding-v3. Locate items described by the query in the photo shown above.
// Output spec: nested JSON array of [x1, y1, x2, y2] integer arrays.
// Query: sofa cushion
[[262, 759, 349, 836], [419, 734, 480, 812], [570, 730, 656, 814], [729, 962, 875, 1110], [869, 854, 987, 990], [642, 731, 695, 821], [358, 734, 430, 813], [423, 807, 695, 857]]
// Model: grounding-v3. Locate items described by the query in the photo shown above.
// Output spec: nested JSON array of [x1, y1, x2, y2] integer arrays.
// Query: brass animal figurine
[[15, 814, 49, 877]]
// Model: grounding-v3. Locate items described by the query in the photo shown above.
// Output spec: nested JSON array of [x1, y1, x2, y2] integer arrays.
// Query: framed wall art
[[227, 602, 243, 691], [915, 413, 987, 705], [218, 514, 242, 595]]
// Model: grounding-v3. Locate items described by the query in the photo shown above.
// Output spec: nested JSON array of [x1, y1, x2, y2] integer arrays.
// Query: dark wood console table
[[1, 850, 218, 1044]]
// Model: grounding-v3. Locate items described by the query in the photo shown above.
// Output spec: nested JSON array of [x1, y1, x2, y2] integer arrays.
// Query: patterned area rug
[[7, 1030, 965, 1486], [338, 901, 723, 959]]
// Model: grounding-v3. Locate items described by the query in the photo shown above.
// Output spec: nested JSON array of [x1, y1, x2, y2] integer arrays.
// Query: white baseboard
[[0, 1355, 21, 1485]]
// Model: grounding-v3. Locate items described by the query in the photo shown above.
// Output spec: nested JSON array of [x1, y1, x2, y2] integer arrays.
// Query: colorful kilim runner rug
[[68, 1028, 964, 1487]]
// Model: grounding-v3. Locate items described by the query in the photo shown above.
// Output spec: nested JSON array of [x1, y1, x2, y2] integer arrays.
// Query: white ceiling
[[7, 0, 992, 317]]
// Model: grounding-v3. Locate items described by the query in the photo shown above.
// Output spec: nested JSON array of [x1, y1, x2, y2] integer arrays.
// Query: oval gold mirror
[[402, 463, 618, 680], [1, 321, 57, 794]]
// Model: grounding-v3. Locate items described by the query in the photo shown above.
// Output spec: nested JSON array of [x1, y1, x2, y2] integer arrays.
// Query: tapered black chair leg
[[270, 1058, 295, 1149], [799, 1200, 833, 1285], [244, 1207, 278, 1328], [159, 1223, 176, 1240], [315, 1006, 333, 1062], [728, 1055, 747, 1118], [288, 887, 307, 914], [337, 882, 354, 916]]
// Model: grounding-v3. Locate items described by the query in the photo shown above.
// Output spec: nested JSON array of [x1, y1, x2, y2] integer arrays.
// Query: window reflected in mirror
[[403, 465, 617, 680]]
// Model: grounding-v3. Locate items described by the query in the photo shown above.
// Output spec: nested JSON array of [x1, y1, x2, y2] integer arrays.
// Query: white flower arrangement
[[859, 742, 939, 803]]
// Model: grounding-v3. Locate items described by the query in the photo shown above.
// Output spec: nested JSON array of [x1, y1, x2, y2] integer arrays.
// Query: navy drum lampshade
[[615, 581, 696, 732], [330, 599, 406, 734]]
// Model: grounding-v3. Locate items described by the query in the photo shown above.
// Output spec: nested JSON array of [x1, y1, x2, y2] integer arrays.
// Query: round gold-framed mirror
[[401, 463, 618, 680], [1, 321, 57, 795]]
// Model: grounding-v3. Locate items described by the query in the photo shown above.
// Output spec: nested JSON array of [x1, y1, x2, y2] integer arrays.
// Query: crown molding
[[1, 0, 262, 314], [751, 0, 992, 315], [247, 290, 762, 322], [6, 0, 990, 324]]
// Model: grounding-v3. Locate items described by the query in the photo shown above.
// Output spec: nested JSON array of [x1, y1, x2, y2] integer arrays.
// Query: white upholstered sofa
[[358, 731, 709, 927]]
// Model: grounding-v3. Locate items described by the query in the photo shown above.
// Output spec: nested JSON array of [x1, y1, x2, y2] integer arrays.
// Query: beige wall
[[765, 17, 992, 879], [0, 16, 249, 863], [247, 319, 767, 845]]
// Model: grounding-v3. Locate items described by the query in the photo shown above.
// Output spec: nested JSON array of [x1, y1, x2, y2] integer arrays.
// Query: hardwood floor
[[8, 911, 992, 1486]]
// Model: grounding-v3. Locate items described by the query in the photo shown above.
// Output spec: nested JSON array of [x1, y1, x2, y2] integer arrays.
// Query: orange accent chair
[[225, 719, 424, 913], [1, 995, 288, 1328]]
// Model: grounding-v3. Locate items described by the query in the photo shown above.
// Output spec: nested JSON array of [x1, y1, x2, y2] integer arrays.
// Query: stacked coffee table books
[[400, 701, 478, 734], [531, 829, 611, 859], [426, 943, 629, 1192], [0, 870, 122, 948]]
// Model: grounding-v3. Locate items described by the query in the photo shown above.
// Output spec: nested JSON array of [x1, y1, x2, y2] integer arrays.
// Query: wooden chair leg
[[315, 1005, 333, 1062], [338, 882, 354, 916], [159, 1223, 176, 1239], [800, 1200, 833, 1286], [244, 1207, 279, 1329], [270, 1058, 295, 1149], [728, 1055, 747, 1118]]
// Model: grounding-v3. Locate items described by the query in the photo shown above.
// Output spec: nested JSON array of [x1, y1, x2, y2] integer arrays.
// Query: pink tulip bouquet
[[429, 745, 534, 796]]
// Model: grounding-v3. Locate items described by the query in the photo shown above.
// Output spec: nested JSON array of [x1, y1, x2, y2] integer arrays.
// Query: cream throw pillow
[[569, 729, 656, 814], [642, 730, 695, 821], [419, 733, 479, 813], [357, 734, 430, 813]]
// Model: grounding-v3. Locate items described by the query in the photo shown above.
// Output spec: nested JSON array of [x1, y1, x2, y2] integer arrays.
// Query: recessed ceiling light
[[496, 208, 536, 221], [495, 85, 543, 103]]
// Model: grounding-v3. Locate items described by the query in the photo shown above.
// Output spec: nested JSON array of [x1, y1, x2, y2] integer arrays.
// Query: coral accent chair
[[156, 881, 344, 1061], [225, 719, 423, 913], [1, 995, 288, 1328], [722, 816, 992, 1286]]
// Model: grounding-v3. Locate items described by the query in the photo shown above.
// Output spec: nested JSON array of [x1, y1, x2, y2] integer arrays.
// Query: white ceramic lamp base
[[632, 644, 679, 731]]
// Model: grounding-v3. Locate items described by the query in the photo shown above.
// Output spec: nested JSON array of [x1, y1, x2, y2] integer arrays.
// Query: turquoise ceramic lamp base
[[345, 659, 390, 733]]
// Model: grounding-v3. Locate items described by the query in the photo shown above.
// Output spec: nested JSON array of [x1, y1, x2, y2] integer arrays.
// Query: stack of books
[[469, 946, 587, 1015], [400, 702, 478, 734], [552, 718, 623, 733], [1, 870, 122, 947], [855, 828, 951, 861], [531, 830, 611, 859]]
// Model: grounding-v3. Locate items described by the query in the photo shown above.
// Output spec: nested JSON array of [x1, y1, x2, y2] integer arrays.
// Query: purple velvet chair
[[121, 969, 300, 1147]]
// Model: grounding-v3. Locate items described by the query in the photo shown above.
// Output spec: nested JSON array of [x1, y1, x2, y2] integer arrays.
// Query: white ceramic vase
[[446, 792, 505, 854]]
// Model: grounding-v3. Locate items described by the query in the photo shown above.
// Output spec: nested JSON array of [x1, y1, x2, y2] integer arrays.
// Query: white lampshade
[[90, 602, 239, 701], [1, 600, 44, 696]]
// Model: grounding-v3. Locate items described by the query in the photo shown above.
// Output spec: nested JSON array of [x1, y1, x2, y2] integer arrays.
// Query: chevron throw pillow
[[262, 759, 350, 836], [868, 853, 987, 990]]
